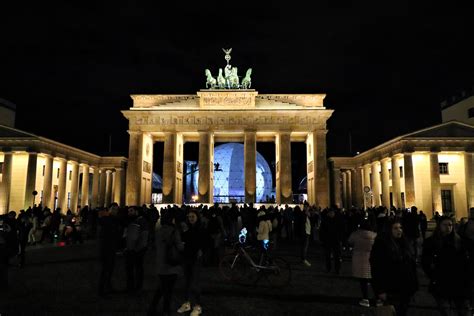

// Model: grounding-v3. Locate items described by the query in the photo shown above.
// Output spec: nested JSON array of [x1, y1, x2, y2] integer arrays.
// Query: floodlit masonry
[[0, 124, 127, 214], [329, 121, 474, 220], [122, 90, 333, 206]]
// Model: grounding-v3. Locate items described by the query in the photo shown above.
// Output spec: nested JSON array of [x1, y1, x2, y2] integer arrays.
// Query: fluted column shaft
[[80, 164, 90, 207], [403, 153, 416, 207], [332, 168, 342, 208], [381, 159, 391, 208], [91, 167, 100, 208], [24, 153, 38, 209], [70, 161, 79, 212], [371, 162, 381, 207], [430, 152, 442, 214], [465, 152, 474, 211], [57, 158, 67, 212], [98, 169, 107, 207], [244, 131, 257, 203], [113, 168, 123, 206], [391, 156, 402, 208], [198, 132, 214, 203], [276, 132, 292, 204], [0, 153, 13, 214]]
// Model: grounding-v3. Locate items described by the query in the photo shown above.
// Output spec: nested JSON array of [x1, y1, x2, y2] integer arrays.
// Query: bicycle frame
[[232, 245, 278, 272]]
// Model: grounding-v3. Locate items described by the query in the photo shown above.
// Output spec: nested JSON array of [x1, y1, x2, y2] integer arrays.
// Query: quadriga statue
[[205, 69, 217, 89], [241, 68, 252, 89]]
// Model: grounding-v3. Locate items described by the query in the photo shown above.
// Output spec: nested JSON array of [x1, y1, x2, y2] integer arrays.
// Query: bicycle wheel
[[264, 256, 291, 287], [219, 253, 247, 282]]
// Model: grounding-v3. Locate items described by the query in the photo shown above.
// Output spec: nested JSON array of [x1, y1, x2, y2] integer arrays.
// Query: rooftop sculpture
[[205, 48, 252, 90]]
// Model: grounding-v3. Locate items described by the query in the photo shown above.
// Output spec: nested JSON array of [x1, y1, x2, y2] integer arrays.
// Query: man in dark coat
[[319, 208, 345, 274], [97, 204, 122, 298]]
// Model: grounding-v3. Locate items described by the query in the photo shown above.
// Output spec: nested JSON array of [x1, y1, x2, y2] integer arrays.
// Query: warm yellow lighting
[[192, 195, 198, 201]]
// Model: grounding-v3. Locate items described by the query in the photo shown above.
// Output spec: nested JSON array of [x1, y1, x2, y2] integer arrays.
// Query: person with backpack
[[124, 206, 149, 294], [148, 209, 184, 316]]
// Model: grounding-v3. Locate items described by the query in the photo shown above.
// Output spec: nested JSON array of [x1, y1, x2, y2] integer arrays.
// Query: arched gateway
[[122, 51, 333, 206]]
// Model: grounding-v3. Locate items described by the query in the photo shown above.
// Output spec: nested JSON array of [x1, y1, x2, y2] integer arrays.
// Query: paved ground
[[1, 237, 441, 316]]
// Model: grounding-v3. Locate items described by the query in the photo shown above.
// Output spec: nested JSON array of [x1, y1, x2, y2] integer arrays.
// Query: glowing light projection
[[193, 143, 272, 203]]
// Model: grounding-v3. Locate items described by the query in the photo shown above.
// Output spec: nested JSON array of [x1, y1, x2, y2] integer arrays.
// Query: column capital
[[68, 160, 79, 165], [312, 129, 328, 135], [381, 157, 391, 163], [55, 156, 67, 162], [430, 149, 441, 154], [127, 130, 142, 135]]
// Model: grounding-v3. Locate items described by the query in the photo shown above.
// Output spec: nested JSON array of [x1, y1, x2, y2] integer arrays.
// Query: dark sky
[[1, 4, 474, 186]]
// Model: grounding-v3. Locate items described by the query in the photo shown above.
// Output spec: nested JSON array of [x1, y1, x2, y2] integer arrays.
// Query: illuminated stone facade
[[329, 121, 474, 220], [122, 90, 333, 206], [0, 125, 127, 214]]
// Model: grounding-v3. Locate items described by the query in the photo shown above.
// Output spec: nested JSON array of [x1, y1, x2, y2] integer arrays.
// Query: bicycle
[[219, 241, 291, 287]]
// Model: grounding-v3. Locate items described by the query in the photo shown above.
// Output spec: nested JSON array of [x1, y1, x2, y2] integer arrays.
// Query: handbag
[[165, 229, 182, 266]]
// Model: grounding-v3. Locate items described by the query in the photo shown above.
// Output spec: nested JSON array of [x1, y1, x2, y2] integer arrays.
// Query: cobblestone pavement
[[1, 238, 440, 316]]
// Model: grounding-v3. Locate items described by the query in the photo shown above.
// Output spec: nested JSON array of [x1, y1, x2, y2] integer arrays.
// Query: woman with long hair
[[422, 216, 471, 316], [370, 219, 418, 316]]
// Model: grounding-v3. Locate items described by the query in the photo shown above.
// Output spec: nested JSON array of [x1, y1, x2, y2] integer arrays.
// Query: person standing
[[348, 220, 377, 307], [370, 220, 418, 316], [177, 210, 208, 316], [419, 210, 428, 240], [124, 206, 149, 294], [300, 206, 313, 267], [320, 208, 344, 274], [422, 216, 472, 316], [0, 216, 11, 291], [148, 209, 184, 316], [97, 204, 121, 298]]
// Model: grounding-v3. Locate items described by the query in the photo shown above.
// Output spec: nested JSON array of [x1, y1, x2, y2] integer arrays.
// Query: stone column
[[98, 168, 107, 208], [57, 158, 67, 212], [363, 165, 371, 207], [69, 161, 79, 212], [314, 131, 329, 208], [105, 170, 113, 207], [341, 171, 348, 209], [42, 154, 53, 208], [353, 168, 363, 208], [91, 167, 100, 208], [24, 152, 38, 209], [465, 152, 474, 210], [113, 168, 123, 206], [198, 132, 214, 203], [244, 131, 257, 203], [162, 133, 183, 204], [371, 162, 381, 206], [430, 151, 442, 214], [332, 168, 342, 208], [403, 153, 416, 207], [381, 158, 391, 208], [125, 131, 143, 206], [391, 155, 402, 208], [276, 132, 292, 204], [347, 170, 353, 208], [80, 164, 90, 207], [0, 152, 13, 214]]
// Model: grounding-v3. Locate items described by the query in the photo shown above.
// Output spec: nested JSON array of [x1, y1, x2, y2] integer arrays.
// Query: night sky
[[2, 4, 474, 189]]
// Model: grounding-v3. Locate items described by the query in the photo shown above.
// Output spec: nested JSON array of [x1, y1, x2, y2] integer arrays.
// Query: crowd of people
[[1, 201, 474, 315]]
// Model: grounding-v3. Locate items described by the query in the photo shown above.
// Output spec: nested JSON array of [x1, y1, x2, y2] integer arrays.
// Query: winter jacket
[[370, 235, 418, 296], [348, 229, 377, 279], [126, 216, 149, 252], [421, 233, 471, 299], [182, 223, 208, 264], [257, 220, 272, 241], [97, 216, 121, 256], [319, 215, 345, 246], [156, 224, 184, 275]]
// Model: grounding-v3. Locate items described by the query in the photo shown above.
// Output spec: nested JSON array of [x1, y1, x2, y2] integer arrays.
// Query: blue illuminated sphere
[[193, 143, 273, 203]]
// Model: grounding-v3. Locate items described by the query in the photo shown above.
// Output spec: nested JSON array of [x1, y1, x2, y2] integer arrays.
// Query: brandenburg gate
[[122, 49, 333, 206], [122, 91, 333, 206]]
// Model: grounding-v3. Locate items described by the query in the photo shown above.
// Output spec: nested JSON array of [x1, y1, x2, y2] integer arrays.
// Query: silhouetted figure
[[320, 209, 344, 274], [97, 204, 121, 298], [422, 216, 472, 316], [148, 209, 183, 316], [370, 219, 418, 316], [125, 206, 149, 294]]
